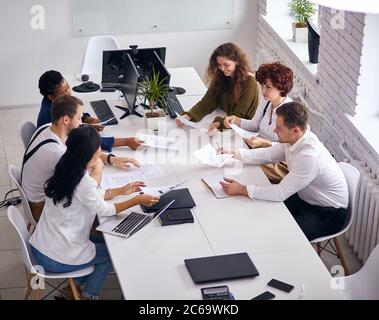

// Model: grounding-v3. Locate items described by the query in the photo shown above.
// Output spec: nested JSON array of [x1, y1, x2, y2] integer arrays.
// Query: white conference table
[[71, 67, 344, 300]]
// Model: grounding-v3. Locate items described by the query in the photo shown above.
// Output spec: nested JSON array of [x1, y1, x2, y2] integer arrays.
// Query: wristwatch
[[107, 153, 115, 165]]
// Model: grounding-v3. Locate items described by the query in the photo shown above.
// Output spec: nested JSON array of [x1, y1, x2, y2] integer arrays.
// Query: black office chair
[[307, 18, 320, 64]]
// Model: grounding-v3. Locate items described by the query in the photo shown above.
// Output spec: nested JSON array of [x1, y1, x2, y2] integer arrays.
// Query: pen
[[216, 142, 222, 154]]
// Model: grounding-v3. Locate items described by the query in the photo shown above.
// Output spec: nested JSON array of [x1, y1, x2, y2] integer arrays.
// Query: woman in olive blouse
[[176, 43, 259, 134]]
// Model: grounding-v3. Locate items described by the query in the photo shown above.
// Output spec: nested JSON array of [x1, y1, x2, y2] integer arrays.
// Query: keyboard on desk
[[90, 100, 118, 125], [166, 92, 184, 119]]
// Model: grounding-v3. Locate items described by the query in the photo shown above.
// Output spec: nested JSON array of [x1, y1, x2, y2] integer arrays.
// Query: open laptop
[[96, 200, 175, 239]]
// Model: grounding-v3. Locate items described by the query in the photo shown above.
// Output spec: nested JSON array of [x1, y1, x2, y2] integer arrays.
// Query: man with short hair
[[23, 94, 139, 221], [220, 102, 348, 241]]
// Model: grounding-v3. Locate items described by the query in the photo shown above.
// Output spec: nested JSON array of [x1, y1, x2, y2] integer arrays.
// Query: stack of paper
[[201, 176, 232, 199], [229, 123, 258, 139], [193, 144, 233, 168]]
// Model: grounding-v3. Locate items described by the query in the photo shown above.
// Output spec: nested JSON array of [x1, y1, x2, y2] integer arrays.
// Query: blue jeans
[[31, 235, 113, 299]]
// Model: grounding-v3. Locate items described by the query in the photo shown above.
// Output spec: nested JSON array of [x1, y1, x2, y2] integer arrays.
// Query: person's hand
[[224, 115, 241, 129], [120, 181, 146, 195], [175, 114, 191, 127], [219, 178, 247, 196], [137, 194, 160, 207], [207, 122, 220, 136], [244, 137, 271, 149], [217, 148, 236, 156], [110, 156, 140, 170], [125, 137, 144, 150], [90, 157, 104, 173], [85, 116, 100, 124]]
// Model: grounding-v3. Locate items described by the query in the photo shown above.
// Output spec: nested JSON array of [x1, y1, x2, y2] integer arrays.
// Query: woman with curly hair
[[176, 43, 260, 134], [224, 61, 294, 183]]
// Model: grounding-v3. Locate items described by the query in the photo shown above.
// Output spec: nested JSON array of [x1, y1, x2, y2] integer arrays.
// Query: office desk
[[72, 67, 344, 300]]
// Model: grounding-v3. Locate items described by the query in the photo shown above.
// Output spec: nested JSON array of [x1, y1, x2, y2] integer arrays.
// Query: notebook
[[141, 188, 196, 213], [201, 176, 232, 199], [96, 200, 174, 239], [185, 252, 259, 284]]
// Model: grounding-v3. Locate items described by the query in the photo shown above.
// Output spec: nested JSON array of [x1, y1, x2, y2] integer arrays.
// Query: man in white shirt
[[220, 102, 348, 241], [22, 95, 139, 221]]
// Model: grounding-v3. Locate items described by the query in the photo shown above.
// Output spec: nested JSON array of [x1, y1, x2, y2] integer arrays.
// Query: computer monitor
[[102, 50, 128, 87], [125, 46, 167, 77], [126, 46, 166, 64], [117, 53, 140, 117]]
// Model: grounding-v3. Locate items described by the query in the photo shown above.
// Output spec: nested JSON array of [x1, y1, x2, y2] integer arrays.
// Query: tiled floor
[[0, 107, 362, 300]]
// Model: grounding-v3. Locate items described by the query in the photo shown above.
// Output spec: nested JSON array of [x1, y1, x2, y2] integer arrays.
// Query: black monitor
[[102, 50, 128, 86], [117, 53, 140, 118]]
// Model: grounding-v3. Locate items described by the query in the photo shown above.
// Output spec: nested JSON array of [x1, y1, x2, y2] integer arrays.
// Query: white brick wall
[[256, 1, 379, 173]]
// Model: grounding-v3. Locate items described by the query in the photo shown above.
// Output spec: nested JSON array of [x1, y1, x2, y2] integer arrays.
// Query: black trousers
[[284, 193, 347, 241]]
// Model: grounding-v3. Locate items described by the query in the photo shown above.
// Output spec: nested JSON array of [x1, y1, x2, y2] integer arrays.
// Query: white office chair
[[81, 35, 120, 75], [334, 243, 379, 299], [312, 162, 360, 275], [7, 206, 94, 300], [19, 121, 36, 149], [8, 165, 37, 227]]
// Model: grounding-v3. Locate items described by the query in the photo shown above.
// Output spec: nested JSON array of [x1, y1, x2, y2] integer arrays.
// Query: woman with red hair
[[224, 61, 294, 183]]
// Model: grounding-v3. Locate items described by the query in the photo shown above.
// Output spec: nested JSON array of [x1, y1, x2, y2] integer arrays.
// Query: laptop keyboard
[[112, 212, 150, 236]]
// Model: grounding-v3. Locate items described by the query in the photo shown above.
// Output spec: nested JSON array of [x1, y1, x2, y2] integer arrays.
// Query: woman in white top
[[224, 62, 294, 183], [29, 126, 159, 299]]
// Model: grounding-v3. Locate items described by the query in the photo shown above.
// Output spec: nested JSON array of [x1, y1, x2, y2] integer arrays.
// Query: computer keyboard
[[90, 100, 118, 125], [166, 92, 184, 119]]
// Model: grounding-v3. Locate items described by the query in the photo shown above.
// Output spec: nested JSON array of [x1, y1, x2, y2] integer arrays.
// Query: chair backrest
[[19, 121, 36, 149], [338, 162, 360, 232], [81, 35, 120, 75], [7, 206, 37, 273], [8, 165, 37, 226], [345, 243, 379, 299]]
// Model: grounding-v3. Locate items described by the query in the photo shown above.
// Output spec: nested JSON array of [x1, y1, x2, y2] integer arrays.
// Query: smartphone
[[251, 291, 275, 300], [267, 279, 294, 293]]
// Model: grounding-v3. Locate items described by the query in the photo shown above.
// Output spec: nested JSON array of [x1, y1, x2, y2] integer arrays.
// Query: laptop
[[185, 252, 259, 284], [96, 200, 175, 239]]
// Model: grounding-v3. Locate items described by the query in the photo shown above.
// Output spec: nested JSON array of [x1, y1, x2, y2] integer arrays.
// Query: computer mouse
[[175, 87, 186, 95], [85, 81, 95, 88]]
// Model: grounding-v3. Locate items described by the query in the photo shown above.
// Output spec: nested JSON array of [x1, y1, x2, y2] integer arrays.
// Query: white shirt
[[22, 124, 66, 202], [29, 172, 116, 265], [240, 96, 292, 141], [239, 127, 348, 208]]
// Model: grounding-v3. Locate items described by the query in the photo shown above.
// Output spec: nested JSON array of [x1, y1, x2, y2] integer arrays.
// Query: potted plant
[[137, 68, 169, 132], [288, 0, 316, 42]]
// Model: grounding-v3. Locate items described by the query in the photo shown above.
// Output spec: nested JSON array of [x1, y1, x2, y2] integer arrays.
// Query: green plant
[[288, 0, 316, 27], [137, 67, 169, 116]]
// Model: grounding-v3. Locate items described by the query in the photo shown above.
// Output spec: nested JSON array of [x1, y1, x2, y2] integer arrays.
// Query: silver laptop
[[96, 200, 175, 239]]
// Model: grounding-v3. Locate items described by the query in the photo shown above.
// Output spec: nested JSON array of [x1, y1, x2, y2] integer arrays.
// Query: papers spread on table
[[194, 144, 233, 168], [137, 134, 179, 150], [229, 123, 258, 140], [201, 176, 232, 199], [101, 164, 162, 189], [175, 112, 198, 129]]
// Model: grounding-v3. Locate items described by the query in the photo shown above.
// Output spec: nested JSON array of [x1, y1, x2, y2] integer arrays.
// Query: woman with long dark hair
[[176, 43, 260, 134], [29, 126, 159, 299]]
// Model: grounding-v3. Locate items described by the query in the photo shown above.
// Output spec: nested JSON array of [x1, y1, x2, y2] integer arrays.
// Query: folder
[[159, 208, 194, 226], [141, 188, 196, 213], [185, 252, 259, 284]]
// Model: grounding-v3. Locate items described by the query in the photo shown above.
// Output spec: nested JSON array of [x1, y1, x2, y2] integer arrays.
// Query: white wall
[[0, 0, 258, 108]]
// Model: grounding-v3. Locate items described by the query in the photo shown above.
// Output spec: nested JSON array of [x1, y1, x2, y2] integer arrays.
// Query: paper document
[[140, 180, 188, 197], [138, 134, 179, 150], [194, 144, 233, 168], [230, 123, 258, 139], [101, 164, 162, 189], [201, 176, 232, 199], [175, 112, 199, 129]]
